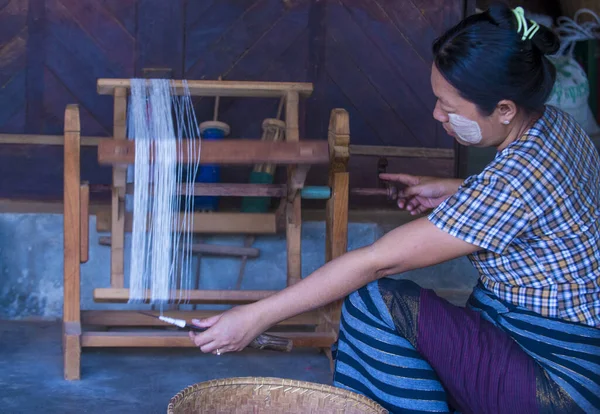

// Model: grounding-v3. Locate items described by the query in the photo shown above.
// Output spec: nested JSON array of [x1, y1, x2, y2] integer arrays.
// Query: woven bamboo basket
[[167, 377, 388, 413]]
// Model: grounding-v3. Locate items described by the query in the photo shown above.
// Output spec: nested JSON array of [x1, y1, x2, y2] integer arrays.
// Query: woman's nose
[[433, 101, 448, 123]]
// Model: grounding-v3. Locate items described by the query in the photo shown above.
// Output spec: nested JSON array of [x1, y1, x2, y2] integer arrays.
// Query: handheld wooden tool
[[137, 311, 293, 352]]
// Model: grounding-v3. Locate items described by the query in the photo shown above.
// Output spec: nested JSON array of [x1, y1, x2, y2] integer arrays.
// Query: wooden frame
[[62, 79, 350, 380]]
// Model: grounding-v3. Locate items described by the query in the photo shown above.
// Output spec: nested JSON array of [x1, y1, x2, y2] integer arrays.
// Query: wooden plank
[[25, 0, 44, 133], [184, 0, 217, 32], [63, 105, 81, 380], [45, 0, 118, 132], [102, 0, 137, 37], [0, 135, 450, 160], [185, 0, 286, 80], [276, 332, 336, 348], [95, 210, 278, 234], [63, 327, 81, 380], [325, 174, 349, 263], [81, 331, 335, 348], [340, 0, 435, 111], [98, 236, 261, 258], [208, 4, 310, 138], [81, 310, 319, 327], [41, 66, 108, 136], [90, 182, 288, 197], [63, 105, 81, 324], [375, 0, 440, 63], [111, 87, 127, 289], [325, 31, 417, 147], [185, 0, 245, 75], [97, 78, 314, 97], [1, 25, 27, 88], [0, 69, 26, 128], [0, 133, 103, 146], [93, 288, 279, 304], [318, 108, 350, 348], [80, 183, 89, 264], [350, 145, 455, 159], [0, 0, 28, 50], [307, 69, 379, 147], [289, 164, 311, 192], [59, 0, 135, 75], [136, 0, 184, 78], [81, 331, 198, 347], [328, 2, 436, 147], [97, 139, 330, 165], [286, 91, 302, 287]]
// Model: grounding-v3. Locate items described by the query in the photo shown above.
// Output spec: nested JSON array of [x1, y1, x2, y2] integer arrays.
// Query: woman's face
[[430, 63, 514, 147]]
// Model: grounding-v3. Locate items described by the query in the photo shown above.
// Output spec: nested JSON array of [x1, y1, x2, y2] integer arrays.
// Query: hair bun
[[486, 2, 560, 55], [531, 25, 560, 55]]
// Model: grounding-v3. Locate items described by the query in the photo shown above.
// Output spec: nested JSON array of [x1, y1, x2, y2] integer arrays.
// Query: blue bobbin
[[195, 120, 231, 211]]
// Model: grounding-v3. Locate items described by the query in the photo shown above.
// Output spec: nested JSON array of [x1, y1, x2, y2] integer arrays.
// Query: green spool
[[241, 171, 274, 213]]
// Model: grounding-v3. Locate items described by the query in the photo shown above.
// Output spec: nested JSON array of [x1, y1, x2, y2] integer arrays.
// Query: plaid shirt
[[429, 105, 600, 328]]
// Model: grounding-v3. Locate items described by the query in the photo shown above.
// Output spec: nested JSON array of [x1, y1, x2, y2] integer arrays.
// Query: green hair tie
[[512, 6, 540, 41]]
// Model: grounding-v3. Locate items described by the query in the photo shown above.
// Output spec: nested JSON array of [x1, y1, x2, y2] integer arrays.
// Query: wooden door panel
[[0, 0, 466, 204], [0, 0, 28, 133]]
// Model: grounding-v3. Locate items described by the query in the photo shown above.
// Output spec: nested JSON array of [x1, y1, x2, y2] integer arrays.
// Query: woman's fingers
[[200, 340, 220, 354], [191, 332, 226, 354], [191, 315, 221, 328], [379, 173, 420, 186], [414, 205, 429, 215]]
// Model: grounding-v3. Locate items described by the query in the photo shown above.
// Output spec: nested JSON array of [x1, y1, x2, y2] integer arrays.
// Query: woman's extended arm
[[189, 217, 480, 354]]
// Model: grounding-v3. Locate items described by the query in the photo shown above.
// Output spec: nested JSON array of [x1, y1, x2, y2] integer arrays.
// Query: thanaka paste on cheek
[[448, 113, 483, 144]]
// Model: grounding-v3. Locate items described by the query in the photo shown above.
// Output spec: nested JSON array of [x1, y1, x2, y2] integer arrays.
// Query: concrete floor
[[0, 320, 332, 414]]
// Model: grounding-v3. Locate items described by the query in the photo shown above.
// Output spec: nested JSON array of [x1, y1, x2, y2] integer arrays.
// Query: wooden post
[[63, 104, 82, 380], [80, 182, 89, 264], [111, 87, 127, 288], [318, 108, 350, 371], [285, 91, 302, 286]]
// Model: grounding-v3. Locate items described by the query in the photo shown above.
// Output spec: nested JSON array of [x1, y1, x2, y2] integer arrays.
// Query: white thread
[[127, 79, 202, 311]]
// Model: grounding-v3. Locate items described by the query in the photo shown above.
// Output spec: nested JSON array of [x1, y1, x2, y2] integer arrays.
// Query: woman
[[190, 4, 600, 413]]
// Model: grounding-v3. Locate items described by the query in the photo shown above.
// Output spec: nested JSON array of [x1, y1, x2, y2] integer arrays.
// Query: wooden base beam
[[81, 310, 319, 327], [93, 288, 279, 304], [81, 330, 335, 349]]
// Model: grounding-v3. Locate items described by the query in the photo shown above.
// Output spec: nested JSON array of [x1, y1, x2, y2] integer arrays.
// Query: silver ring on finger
[[216, 348, 221, 356]]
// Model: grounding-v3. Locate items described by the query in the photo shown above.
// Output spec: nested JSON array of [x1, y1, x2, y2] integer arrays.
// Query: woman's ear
[[496, 100, 517, 125]]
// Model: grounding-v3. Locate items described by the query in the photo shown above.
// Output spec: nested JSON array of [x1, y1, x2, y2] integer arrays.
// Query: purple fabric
[[416, 289, 538, 414]]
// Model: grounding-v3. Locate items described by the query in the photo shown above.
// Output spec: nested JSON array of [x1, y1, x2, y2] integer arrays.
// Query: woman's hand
[[379, 173, 462, 215], [188, 304, 268, 355]]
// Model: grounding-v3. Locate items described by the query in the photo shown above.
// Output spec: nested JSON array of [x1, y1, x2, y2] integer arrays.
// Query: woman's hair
[[432, 2, 560, 115]]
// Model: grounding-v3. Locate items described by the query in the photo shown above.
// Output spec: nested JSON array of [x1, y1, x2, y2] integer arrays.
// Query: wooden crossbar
[[90, 183, 289, 197], [81, 331, 336, 348], [97, 79, 314, 98], [95, 210, 279, 234], [97, 139, 330, 166], [81, 310, 319, 327], [94, 288, 278, 304]]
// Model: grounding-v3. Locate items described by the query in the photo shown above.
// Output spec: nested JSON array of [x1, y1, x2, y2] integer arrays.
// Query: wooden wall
[[0, 0, 470, 208], [476, 0, 563, 18]]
